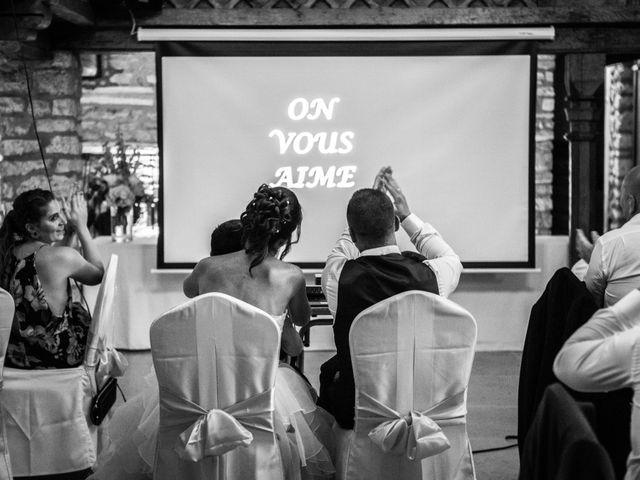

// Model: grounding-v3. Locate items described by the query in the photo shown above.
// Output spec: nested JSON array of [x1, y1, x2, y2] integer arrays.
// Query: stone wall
[[0, 50, 83, 205], [535, 54, 555, 235], [607, 63, 635, 230], [80, 52, 158, 214], [80, 52, 157, 150]]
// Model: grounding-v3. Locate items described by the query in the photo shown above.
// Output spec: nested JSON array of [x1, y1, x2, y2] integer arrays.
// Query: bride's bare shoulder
[[268, 258, 304, 282]]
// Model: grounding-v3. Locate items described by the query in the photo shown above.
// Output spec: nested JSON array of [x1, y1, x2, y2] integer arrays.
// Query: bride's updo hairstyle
[[241, 184, 302, 274], [0, 189, 55, 288]]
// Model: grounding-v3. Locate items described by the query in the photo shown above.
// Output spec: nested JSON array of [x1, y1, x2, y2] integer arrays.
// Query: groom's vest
[[332, 252, 439, 429]]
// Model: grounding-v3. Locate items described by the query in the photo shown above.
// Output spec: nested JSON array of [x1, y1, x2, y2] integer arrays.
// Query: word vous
[[269, 130, 354, 155]]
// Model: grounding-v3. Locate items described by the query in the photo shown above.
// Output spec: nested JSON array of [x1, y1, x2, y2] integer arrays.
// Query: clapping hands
[[576, 228, 600, 263], [373, 166, 411, 221], [61, 190, 88, 233]]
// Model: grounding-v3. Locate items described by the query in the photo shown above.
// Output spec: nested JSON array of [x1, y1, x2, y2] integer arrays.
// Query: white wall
[[92, 235, 570, 352], [307, 236, 571, 352]]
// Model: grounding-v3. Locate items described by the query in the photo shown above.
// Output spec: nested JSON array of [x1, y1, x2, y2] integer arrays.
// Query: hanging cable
[[472, 435, 518, 454], [127, 6, 138, 37], [9, 0, 53, 192]]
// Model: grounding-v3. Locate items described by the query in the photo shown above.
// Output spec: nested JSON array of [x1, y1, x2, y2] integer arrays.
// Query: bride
[[90, 184, 335, 480]]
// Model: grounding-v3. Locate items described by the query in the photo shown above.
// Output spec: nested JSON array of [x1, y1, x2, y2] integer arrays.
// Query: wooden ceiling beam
[[50, 25, 640, 55], [48, 5, 640, 55], [0, 0, 52, 31], [90, 6, 640, 28]]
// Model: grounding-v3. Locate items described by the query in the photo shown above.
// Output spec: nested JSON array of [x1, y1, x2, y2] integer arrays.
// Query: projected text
[[270, 97, 357, 189]]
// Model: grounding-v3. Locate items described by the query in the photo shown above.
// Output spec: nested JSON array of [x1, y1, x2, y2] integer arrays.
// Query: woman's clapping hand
[[62, 191, 89, 233]]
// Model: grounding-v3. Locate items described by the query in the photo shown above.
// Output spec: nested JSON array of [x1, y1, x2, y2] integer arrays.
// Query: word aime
[[271, 165, 357, 189], [269, 130, 354, 155]]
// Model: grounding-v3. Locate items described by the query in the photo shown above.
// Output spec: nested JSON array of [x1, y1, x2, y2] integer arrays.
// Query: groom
[[317, 167, 463, 429]]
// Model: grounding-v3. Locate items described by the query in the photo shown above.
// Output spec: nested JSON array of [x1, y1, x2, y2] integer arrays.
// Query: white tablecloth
[[83, 235, 188, 350]]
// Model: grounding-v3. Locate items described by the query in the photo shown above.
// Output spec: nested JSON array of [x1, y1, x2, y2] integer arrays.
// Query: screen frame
[[155, 40, 537, 270]]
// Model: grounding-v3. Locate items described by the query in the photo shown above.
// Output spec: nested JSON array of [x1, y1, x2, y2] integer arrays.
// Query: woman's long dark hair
[[240, 184, 302, 275], [0, 189, 54, 289]]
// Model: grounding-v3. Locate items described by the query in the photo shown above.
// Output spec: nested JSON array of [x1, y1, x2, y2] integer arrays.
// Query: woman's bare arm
[[183, 260, 206, 298], [64, 193, 104, 284], [287, 270, 311, 327]]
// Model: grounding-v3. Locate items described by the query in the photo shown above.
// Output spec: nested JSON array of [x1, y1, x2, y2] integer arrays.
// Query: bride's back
[[195, 250, 300, 317], [183, 184, 309, 325]]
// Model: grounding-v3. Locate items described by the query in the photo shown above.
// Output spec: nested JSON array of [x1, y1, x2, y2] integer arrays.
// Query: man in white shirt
[[554, 288, 640, 480], [317, 167, 462, 429], [578, 166, 640, 307]]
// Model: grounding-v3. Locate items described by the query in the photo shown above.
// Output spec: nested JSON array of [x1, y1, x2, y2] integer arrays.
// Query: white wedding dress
[[88, 313, 335, 480]]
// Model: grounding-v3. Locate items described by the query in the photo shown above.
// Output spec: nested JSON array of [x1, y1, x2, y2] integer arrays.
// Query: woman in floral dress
[[0, 188, 104, 369]]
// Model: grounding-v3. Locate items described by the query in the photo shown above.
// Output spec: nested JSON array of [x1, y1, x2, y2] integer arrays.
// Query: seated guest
[[184, 184, 309, 331], [0, 188, 103, 369], [577, 166, 640, 307], [91, 185, 334, 480], [185, 185, 334, 476], [553, 288, 640, 480], [207, 217, 303, 356], [318, 166, 463, 429], [209, 218, 242, 256]]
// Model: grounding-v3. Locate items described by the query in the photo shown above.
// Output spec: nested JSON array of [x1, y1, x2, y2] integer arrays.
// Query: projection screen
[[156, 40, 535, 269]]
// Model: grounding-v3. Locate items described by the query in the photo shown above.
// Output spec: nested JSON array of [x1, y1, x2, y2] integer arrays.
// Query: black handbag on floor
[[90, 377, 118, 426]]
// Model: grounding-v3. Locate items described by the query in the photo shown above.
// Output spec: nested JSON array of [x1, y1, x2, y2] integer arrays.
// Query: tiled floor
[[117, 349, 521, 480]]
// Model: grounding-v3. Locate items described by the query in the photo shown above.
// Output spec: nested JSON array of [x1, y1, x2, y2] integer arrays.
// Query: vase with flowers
[[85, 132, 148, 242]]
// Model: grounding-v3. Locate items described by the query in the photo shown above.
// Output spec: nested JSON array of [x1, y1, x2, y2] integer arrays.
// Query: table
[[83, 235, 188, 350]]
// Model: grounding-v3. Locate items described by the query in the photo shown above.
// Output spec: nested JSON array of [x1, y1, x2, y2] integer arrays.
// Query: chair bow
[[97, 345, 127, 377], [93, 343, 128, 389], [178, 408, 254, 460], [368, 410, 450, 460], [161, 387, 274, 462], [360, 391, 467, 461]]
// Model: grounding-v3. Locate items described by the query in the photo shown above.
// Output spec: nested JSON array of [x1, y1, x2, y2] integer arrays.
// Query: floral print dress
[[5, 247, 91, 369]]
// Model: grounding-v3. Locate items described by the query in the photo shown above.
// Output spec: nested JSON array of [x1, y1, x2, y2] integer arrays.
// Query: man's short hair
[[346, 189, 395, 243], [210, 219, 243, 256]]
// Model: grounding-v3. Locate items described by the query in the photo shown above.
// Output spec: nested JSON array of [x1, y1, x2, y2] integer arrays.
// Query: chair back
[[0, 288, 14, 378], [519, 383, 615, 480], [85, 254, 127, 388], [2, 366, 95, 476], [0, 288, 14, 480], [338, 290, 477, 480], [150, 292, 283, 480], [0, 260, 125, 477]]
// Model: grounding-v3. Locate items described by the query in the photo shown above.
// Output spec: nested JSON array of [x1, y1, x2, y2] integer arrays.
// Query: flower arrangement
[[85, 131, 150, 240]]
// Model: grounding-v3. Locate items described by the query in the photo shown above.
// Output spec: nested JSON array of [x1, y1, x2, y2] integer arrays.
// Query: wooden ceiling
[[3, 0, 640, 57]]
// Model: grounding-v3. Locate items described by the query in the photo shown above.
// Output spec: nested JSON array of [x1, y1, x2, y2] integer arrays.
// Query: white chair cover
[[336, 290, 477, 480], [0, 288, 14, 480], [85, 254, 128, 389], [2, 367, 95, 476], [1, 258, 125, 476], [151, 292, 284, 480]]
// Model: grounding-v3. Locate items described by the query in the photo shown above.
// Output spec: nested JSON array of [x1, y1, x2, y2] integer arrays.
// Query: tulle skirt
[[89, 365, 336, 480]]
